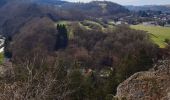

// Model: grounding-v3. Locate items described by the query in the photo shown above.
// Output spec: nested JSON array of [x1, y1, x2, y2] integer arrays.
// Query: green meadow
[[131, 25, 170, 48]]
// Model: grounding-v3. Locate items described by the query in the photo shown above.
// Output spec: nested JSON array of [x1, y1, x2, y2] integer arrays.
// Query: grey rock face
[[115, 60, 170, 100]]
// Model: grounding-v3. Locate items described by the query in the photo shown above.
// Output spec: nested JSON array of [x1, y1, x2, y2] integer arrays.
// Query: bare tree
[[0, 50, 74, 100]]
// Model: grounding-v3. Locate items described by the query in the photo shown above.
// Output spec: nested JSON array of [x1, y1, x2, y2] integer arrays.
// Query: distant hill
[[0, 1, 60, 36], [0, 0, 129, 36], [34, 0, 129, 18], [34, 0, 67, 5], [60, 1, 129, 17], [126, 5, 170, 13]]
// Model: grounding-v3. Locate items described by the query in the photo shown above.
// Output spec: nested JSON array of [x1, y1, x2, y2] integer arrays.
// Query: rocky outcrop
[[115, 60, 170, 100]]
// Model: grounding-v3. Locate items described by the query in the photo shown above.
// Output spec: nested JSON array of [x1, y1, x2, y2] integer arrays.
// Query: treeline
[[1, 19, 160, 99], [54, 25, 159, 99]]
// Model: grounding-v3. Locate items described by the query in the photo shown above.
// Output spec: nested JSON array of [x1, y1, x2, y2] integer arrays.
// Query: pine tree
[[4, 36, 12, 58], [55, 24, 68, 50]]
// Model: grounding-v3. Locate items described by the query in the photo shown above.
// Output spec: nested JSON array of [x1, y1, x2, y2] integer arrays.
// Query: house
[[142, 21, 157, 26], [115, 21, 128, 25], [164, 24, 170, 27]]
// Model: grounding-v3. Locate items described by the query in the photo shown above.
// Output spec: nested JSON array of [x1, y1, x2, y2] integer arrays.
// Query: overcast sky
[[65, 0, 170, 5]]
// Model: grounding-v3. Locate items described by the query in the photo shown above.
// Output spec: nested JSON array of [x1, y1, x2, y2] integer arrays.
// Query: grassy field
[[131, 25, 170, 48], [56, 20, 115, 34]]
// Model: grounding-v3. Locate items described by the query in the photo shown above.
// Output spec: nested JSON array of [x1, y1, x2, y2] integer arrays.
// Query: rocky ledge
[[115, 60, 170, 100]]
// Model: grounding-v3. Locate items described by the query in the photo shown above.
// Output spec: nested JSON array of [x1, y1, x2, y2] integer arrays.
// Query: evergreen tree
[[4, 36, 12, 58], [55, 24, 68, 50]]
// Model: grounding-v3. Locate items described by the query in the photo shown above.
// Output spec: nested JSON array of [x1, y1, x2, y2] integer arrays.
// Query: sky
[[65, 0, 170, 5]]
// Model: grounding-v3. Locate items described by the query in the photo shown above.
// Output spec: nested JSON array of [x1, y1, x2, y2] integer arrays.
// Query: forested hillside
[[0, 0, 169, 100]]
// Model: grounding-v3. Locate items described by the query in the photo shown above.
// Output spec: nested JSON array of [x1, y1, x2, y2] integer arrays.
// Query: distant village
[[113, 10, 170, 27]]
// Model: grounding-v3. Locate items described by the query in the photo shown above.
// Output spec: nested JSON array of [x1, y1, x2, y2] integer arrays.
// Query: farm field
[[131, 25, 170, 48]]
